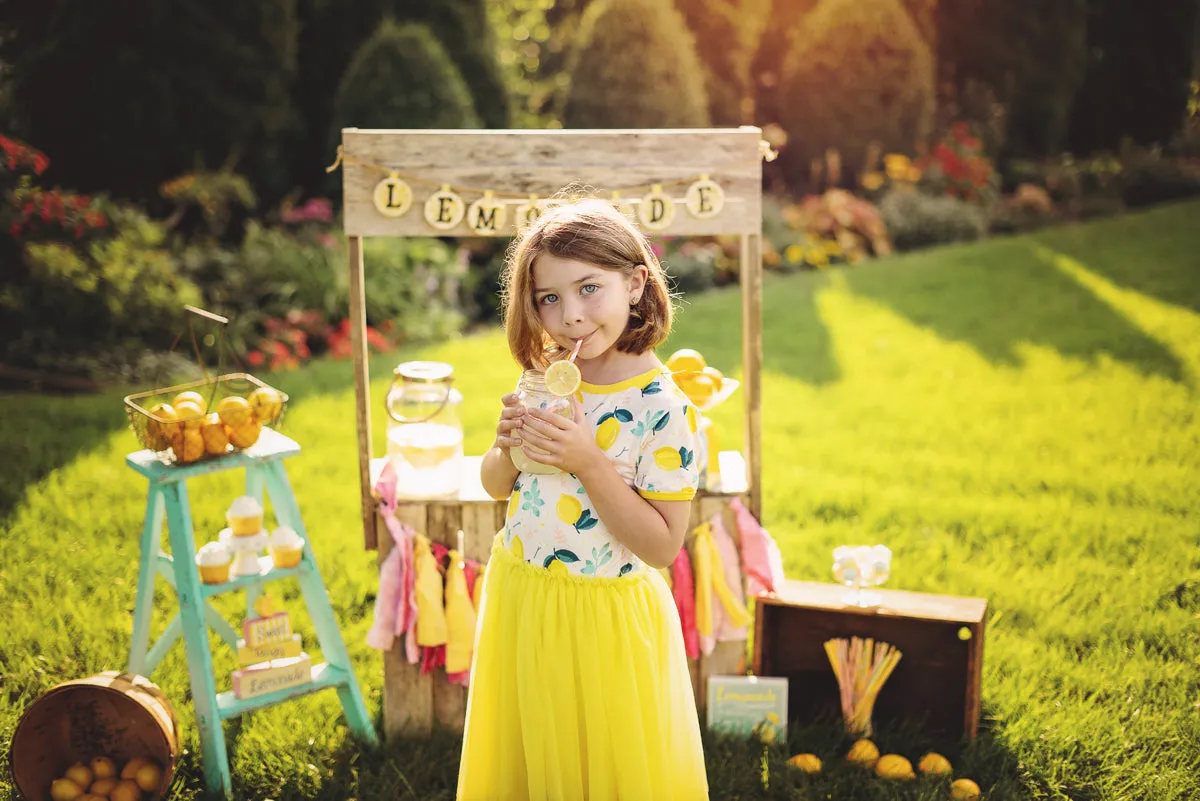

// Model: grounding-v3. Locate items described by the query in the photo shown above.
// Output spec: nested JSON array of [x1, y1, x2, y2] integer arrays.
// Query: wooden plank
[[697, 640, 747, 717], [461, 504, 502, 563], [964, 613, 987, 739], [762, 580, 988, 625], [740, 232, 764, 522], [341, 128, 764, 237], [348, 237, 377, 551], [378, 504, 433, 738]]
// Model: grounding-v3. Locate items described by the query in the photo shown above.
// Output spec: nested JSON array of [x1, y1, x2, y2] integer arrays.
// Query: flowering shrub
[[244, 313, 396, 371], [1, 134, 109, 241], [782, 189, 891, 263], [160, 170, 257, 239], [915, 122, 999, 205]]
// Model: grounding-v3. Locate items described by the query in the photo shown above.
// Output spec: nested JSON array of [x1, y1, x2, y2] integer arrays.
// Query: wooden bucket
[[9, 671, 178, 801]]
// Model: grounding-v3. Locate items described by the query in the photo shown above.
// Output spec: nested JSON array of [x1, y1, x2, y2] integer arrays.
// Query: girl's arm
[[574, 457, 690, 568], [481, 393, 524, 500], [481, 443, 520, 501], [520, 396, 690, 567]]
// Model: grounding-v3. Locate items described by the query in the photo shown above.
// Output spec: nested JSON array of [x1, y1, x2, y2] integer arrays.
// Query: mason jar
[[509, 369, 572, 476], [385, 361, 464, 498]]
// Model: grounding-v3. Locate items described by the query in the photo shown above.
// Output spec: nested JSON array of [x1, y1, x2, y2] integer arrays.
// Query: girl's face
[[531, 253, 646, 362]]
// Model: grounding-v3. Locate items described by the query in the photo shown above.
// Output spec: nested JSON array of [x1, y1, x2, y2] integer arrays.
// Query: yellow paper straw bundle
[[823, 636, 902, 736]]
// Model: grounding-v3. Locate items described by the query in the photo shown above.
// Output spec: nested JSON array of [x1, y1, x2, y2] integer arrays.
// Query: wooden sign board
[[340, 128, 764, 238], [237, 634, 303, 666], [243, 611, 292, 648]]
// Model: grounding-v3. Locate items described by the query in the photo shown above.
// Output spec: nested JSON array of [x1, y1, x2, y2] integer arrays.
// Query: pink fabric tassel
[[711, 514, 749, 643], [372, 461, 421, 663], [730, 497, 785, 596], [671, 548, 701, 660]]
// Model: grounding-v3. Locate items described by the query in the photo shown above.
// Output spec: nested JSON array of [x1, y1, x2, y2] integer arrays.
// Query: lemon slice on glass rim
[[544, 359, 582, 397]]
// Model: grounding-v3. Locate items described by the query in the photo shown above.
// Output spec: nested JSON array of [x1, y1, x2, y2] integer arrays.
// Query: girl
[[458, 199, 708, 800]]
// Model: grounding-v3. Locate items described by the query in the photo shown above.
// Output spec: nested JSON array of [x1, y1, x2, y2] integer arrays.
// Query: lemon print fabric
[[504, 365, 700, 578]]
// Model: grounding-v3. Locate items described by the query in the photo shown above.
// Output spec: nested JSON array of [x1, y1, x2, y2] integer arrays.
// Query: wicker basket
[[124, 372, 289, 465]]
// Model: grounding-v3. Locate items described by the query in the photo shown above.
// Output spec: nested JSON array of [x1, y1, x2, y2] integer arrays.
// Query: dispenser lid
[[394, 360, 454, 383]]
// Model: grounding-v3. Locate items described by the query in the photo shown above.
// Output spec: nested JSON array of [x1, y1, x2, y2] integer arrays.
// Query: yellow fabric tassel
[[472, 562, 486, 611], [445, 549, 478, 673], [414, 533, 447, 647], [692, 523, 714, 638], [693, 521, 752, 637]]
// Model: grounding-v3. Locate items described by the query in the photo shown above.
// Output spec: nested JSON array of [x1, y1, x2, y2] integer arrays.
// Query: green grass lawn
[[2, 200, 1199, 800]]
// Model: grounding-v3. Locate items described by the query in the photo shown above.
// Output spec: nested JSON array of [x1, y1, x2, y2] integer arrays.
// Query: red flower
[[247, 350, 265, 367], [32, 153, 49, 175]]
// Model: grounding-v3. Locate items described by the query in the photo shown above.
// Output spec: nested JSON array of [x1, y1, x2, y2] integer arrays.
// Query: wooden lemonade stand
[[335, 128, 768, 738]]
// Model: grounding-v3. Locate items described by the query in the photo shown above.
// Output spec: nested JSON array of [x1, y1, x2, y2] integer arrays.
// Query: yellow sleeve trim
[[638, 487, 697, 501]]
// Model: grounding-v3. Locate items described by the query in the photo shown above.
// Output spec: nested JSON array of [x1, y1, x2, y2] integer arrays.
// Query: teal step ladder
[[125, 428, 377, 797]]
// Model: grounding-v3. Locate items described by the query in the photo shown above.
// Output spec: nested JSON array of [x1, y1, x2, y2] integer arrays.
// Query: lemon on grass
[[544, 359, 582, 397], [951, 778, 982, 800], [918, 752, 953, 776], [787, 753, 821, 773], [874, 754, 916, 780], [846, 738, 879, 768]]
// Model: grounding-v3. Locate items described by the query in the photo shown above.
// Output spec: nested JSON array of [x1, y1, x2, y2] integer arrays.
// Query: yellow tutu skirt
[[457, 534, 708, 800]]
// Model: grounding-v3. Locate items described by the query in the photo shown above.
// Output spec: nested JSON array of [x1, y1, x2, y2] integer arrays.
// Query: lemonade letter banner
[[330, 130, 774, 237]]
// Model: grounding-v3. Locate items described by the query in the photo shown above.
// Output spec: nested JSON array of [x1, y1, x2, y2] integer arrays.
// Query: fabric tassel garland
[[444, 548, 479, 684], [730, 497, 785, 596], [670, 547, 700, 660]]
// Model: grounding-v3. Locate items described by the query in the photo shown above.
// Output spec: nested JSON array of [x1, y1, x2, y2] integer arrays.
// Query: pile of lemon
[[49, 756, 164, 801], [665, 348, 725, 407], [143, 386, 283, 464], [787, 738, 983, 799]]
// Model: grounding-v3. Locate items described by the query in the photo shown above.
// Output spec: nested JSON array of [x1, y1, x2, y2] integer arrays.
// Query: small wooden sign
[[237, 633, 303, 666], [244, 611, 293, 648], [707, 675, 789, 742], [232, 654, 313, 700]]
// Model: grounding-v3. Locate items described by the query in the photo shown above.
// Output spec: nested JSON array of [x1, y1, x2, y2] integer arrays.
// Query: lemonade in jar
[[386, 361, 464, 497], [509, 368, 574, 475]]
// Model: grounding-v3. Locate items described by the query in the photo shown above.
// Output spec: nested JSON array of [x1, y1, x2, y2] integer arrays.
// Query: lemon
[[89, 757, 117, 780], [217, 395, 252, 427], [248, 386, 283, 425], [201, 413, 230, 456], [64, 763, 93, 789], [595, 417, 620, 450], [120, 758, 148, 780], [145, 403, 179, 450], [556, 494, 582, 526], [702, 365, 724, 384], [653, 446, 683, 471], [172, 390, 207, 413], [507, 491, 519, 519], [228, 419, 263, 449], [666, 348, 706, 372], [544, 360, 581, 397], [918, 752, 953, 776], [875, 754, 916, 780], [109, 779, 141, 801], [135, 761, 163, 791], [510, 535, 524, 560], [950, 778, 982, 800], [173, 400, 206, 430], [787, 753, 821, 773], [175, 429, 206, 463], [674, 371, 717, 406], [846, 738, 879, 767], [49, 778, 83, 801], [685, 405, 697, 433], [89, 777, 118, 796]]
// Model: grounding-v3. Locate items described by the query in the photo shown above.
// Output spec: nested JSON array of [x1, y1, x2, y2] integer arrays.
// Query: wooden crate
[[752, 580, 987, 740], [374, 452, 751, 739]]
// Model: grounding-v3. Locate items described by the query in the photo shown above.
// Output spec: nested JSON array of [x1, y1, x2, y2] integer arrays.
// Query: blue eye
[[581, 284, 598, 295], [539, 294, 558, 305]]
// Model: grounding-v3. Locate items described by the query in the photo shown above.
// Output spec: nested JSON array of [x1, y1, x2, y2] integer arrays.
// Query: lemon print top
[[504, 365, 700, 579]]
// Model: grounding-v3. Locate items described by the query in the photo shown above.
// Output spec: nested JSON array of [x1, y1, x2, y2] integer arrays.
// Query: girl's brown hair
[[500, 198, 675, 370]]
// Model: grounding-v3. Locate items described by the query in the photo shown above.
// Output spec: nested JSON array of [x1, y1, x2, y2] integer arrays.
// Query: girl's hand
[[493, 393, 525, 450], [519, 395, 602, 476]]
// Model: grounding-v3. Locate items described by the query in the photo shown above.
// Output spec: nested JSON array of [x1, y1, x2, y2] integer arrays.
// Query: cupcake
[[269, 526, 305, 568], [226, 495, 264, 537], [196, 541, 232, 584]]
